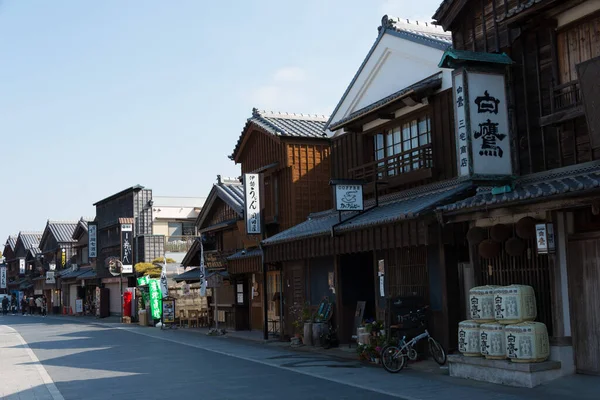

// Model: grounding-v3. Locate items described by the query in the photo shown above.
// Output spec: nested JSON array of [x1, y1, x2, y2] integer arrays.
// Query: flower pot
[[303, 322, 313, 346], [312, 322, 324, 347]]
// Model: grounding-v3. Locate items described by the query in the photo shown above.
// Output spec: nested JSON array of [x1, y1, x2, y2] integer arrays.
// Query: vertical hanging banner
[[61, 249, 66, 267], [19, 258, 25, 275], [452, 69, 512, 177], [199, 239, 207, 297], [148, 279, 162, 320], [88, 222, 97, 258], [244, 173, 261, 235], [0, 266, 7, 289], [121, 223, 133, 273]]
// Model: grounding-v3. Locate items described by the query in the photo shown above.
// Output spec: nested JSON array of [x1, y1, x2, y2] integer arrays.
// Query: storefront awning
[[173, 268, 229, 283], [76, 269, 97, 280], [437, 161, 600, 217], [262, 178, 473, 246]]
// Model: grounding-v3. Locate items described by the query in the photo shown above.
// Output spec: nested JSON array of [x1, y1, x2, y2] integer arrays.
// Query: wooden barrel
[[303, 322, 313, 346]]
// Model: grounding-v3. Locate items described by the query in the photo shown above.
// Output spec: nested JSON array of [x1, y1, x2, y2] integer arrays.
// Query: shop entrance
[[339, 252, 375, 343]]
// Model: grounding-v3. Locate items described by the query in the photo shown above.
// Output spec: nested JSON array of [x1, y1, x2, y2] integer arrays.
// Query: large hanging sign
[[453, 70, 512, 178], [61, 249, 66, 267], [244, 173, 262, 235], [0, 266, 6, 289], [46, 271, 56, 284], [334, 182, 364, 211], [88, 222, 97, 258], [535, 223, 556, 254], [121, 223, 133, 274], [19, 258, 25, 275]]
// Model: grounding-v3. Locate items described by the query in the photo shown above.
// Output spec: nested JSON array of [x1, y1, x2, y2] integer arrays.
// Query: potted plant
[[288, 302, 303, 346], [302, 302, 314, 346]]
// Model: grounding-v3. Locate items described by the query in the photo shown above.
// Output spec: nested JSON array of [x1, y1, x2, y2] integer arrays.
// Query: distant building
[[152, 195, 205, 262]]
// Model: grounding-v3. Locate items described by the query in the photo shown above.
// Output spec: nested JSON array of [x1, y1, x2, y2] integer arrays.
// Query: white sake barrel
[[480, 322, 506, 360], [493, 285, 537, 324], [458, 320, 481, 357], [505, 322, 550, 363], [469, 285, 499, 322]]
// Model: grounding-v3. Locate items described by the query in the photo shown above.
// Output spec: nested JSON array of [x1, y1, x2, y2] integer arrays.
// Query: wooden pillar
[[550, 211, 572, 344], [437, 226, 451, 353]]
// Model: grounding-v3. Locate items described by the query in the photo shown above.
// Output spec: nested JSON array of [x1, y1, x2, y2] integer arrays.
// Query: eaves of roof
[[93, 185, 145, 206], [195, 182, 244, 230], [325, 15, 451, 130]]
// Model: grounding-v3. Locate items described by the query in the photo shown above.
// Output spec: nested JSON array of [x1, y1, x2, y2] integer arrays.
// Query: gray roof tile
[[28, 247, 42, 258], [438, 162, 600, 214], [196, 180, 245, 230], [231, 108, 328, 160], [380, 16, 452, 48], [263, 178, 472, 245], [17, 232, 43, 251], [46, 221, 78, 244], [5, 235, 17, 251], [227, 248, 262, 261]]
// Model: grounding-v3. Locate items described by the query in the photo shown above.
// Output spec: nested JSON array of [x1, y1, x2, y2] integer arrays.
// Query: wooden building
[[181, 175, 250, 331], [11, 232, 43, 295], [433, 0, 600, 379], [36, 220, 78, 313], [93, 185, 162, 316], [3, 235, 19, 293], [261, 18, 473, 347], [229, 108, 332, 336]]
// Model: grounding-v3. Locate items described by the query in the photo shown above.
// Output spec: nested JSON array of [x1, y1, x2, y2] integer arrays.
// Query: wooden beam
[[377, 113, 395, 120]]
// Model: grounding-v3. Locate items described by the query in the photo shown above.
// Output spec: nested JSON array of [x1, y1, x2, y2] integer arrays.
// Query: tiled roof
[[5, 235, 17, 251], [379, 16, 452, 49], [76, 269, 97, 280], [226, 248, 262, 261], [58, 267, 89, 279], [196, 179, 245, 230], [438, 162, 600, 214], [118, 217, 134, 224], [17, 232, 43, 251], [262, 178, 472, 246], [173, 267, 202, 282], [72, 217, 91, 240], [329, 73, 443, 131], [28, 247, 42, 258], [47, 221, 78, 243], [231, 108, 329, 160]]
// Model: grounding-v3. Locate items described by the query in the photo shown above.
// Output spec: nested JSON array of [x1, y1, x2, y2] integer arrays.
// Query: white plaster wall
[[330, 33, 451, 127]]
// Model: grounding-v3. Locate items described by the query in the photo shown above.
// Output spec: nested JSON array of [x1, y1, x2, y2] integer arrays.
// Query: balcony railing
[[551, 80, 582, 113], [349, 145, 434, 185], [164, 235, 197, 253]]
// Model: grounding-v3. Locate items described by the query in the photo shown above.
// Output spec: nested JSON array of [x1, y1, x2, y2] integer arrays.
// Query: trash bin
[[139, 309, 148, 327]]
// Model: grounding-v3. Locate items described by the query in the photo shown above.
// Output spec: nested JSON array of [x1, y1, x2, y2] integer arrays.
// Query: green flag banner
[[137, 275, 150, 286], [149, 279, 162, 320]]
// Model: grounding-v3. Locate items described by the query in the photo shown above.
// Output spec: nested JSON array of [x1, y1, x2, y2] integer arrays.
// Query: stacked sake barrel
[[458, 284, 550, 363]]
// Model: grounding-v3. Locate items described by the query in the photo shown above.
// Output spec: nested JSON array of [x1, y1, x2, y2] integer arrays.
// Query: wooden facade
[[332, 89, 458, 196], [434, 0, 600, 375], [435, 0, 600, 174]]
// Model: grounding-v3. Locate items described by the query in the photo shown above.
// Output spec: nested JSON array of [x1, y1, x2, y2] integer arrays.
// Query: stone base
[[448, 354, 562, 388]]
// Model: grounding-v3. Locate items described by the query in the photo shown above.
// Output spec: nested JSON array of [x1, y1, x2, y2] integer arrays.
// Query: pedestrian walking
[[41, 296, 47, 317], [35, 296, 43, 315], [1, 296, 8, 316], [29, 296, 35, 315], [21, 297, 27, 315], [10, 295, 17, 315]]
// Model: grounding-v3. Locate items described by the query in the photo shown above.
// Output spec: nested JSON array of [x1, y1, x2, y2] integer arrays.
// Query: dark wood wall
[[286, 142, 332, 230], [449, 0, 597, 174], [239, 129, 285, 174], [330, 89, 457, 194], [205, 201, 238, 228]]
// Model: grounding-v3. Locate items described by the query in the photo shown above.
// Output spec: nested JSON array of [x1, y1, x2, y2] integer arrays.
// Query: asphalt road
[[1, 316, 599, 400], [1, 316, 397, 400]]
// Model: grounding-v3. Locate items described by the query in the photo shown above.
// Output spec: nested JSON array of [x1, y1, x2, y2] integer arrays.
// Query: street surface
[[1, 315, 599, 400]]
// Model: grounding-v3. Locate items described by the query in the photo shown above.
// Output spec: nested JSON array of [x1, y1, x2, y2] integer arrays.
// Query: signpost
[[161, 297, 176, 330], [121, 224, 133, 274]]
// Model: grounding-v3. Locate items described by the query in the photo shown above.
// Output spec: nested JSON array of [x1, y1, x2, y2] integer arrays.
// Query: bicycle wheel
[[428, 338, 447, 365], [381, 345, 407, 373]]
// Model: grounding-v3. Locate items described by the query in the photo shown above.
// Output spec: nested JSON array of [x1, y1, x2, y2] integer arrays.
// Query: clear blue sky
[[0, 0, 443, 242]]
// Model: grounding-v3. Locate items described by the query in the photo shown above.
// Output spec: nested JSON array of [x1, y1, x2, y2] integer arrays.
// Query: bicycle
[[381, 306, 447, 373]]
